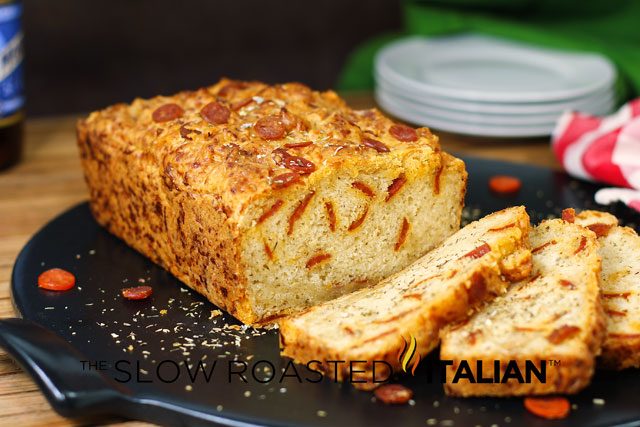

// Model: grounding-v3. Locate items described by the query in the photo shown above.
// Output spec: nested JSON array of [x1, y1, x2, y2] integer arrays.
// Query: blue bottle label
[[0, 3, 23, 119]]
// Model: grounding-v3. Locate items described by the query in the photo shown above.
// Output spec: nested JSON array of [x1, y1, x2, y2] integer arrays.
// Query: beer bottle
[[0, 0, 23, 171]]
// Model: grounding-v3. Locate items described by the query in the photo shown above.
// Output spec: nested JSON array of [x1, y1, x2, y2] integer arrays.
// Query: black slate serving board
[[3, 156, 640, 427]]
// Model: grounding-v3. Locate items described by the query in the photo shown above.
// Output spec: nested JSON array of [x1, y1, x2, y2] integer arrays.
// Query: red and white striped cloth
[[552, 98, 640, 213]]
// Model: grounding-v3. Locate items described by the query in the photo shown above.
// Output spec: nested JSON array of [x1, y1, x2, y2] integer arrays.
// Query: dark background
[[22, 0, 401, 117]]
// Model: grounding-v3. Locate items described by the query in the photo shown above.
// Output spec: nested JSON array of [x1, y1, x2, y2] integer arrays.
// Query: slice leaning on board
[[278, 205, 640, 396], [440, 218, 605, 396], [570, 209, 640, 370]]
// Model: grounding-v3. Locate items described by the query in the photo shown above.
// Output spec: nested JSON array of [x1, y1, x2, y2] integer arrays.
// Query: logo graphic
[[397, 334, 421, 375]]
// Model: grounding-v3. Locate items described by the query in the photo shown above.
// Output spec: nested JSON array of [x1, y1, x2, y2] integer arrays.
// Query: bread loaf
[[572, 209, 640, 369], [441, 218, 605, 396], [76, 79, 466, 325], [279, 206, 531, 389]]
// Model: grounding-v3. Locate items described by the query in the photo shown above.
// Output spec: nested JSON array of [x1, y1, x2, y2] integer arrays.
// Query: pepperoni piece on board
[[374, 384, 413, 405], [389, 124, 418, 142], [122, 286, 153, 300], [489, 175, 522, 195], [524, 397, 571, 419], [201, 102, 230, 125], [38, 268, 76, 291], [152, 103, 184, 122]]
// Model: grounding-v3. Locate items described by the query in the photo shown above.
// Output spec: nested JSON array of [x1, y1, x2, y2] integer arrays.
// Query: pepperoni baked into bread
[[441, 218, 605, 397], [76, 79, 467, 325], [571, 209, 640, 369], [279, 206, 532, 389]]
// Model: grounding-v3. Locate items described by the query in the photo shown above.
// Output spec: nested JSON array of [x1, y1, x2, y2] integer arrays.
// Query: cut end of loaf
[[239, 151, 467, 324]]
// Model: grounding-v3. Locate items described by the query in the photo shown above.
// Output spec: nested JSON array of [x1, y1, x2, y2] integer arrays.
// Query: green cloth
[[338, 0, 640, 102]]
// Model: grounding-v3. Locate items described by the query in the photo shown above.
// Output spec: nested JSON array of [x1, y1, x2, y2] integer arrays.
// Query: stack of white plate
[[374, 34, 617, 137]]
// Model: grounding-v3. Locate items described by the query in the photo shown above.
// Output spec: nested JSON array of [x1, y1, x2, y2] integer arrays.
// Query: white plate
[[375, 87, 614, 126], [376, 92, 556, 137], [375, 70, 615, 116], [375, 35, 616, 103]]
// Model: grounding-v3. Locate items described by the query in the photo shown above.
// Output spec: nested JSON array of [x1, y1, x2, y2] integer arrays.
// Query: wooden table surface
[[0, 94, 560, 426]]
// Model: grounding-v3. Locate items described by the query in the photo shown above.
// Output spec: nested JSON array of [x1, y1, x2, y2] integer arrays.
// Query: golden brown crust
[[80, 79, 440, 210], [600, 335, 640, 369], [77, 120, 253, 318]]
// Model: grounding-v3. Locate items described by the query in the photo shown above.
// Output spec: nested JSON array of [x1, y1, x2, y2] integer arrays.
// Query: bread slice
[[440, 218, 605, 397], [77, 79, 467, 325], [279, 206, 532, 390], [571, 209, 640, 369]]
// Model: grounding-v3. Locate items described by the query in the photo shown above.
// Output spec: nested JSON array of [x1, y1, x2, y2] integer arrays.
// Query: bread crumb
[[185, 385, 192, 391], [209, 309, 223, 319], [159, 309, 167, 315], [244, 390, 251, 397], [316, 410, 327, 418], [593, 398, 605, 406]]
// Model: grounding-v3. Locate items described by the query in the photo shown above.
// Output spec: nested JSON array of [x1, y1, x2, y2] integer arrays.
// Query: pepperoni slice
[[547, 325, 580, 344], [463, 243, 491, 259], [524, 397, 570, 419], [362, 137, 390, 153], [561, 208, 576, 223], [385, 174, 407, 202], [573, 236, 587, 255], [374, 384, 413, 405], [586, 223, 613, 238], [271, 172, 300, 189], [152, 103, 184, 122], [180, 125, 201, 140], [284, 141, 313, 149], [273, 148, 316, 174], [201, 102, 230, 125], [279, 108, 304, 132], [255, 116, 286, 140], [489, 175, 522, 195], [389, 124, 418, 142], [122, 285, 153, 300], [38, 268, 76, 291], [305, 253, 332, 269]]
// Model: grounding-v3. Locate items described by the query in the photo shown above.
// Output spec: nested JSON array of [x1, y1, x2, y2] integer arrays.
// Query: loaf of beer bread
[[77, 79, 467, 325]]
